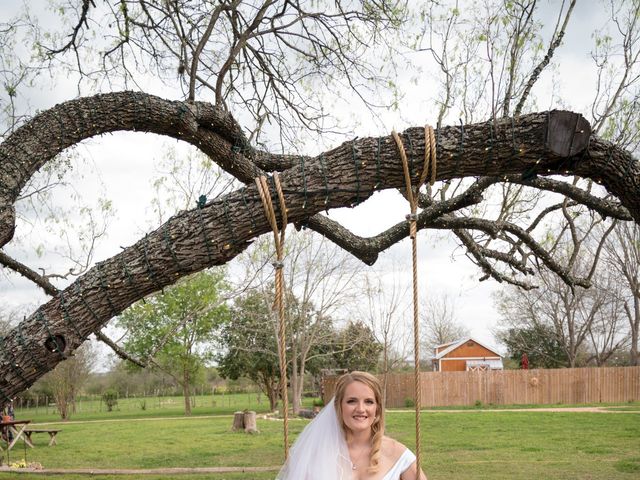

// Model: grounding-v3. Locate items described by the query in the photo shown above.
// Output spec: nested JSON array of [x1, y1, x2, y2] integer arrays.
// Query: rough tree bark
[[0, 91, 638, 400]]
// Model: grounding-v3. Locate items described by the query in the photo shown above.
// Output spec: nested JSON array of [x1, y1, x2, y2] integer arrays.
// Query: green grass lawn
[[2, 408, 639, 479], [387, 411, 640, 480]]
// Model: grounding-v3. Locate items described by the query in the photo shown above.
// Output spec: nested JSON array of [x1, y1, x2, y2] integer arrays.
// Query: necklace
[[349, 444, 371, 471]]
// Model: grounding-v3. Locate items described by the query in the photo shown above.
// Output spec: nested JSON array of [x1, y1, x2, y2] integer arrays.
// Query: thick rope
[[391, 126, 436, 476], [255, 173, 289, 459]]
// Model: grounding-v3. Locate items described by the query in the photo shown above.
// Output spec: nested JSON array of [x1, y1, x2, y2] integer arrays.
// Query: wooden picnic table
[[24, 428, 61, 446], [0, 419, 34, 451]]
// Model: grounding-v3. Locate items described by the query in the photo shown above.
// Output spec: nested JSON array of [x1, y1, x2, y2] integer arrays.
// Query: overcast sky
[[0, 1, 613, 363]]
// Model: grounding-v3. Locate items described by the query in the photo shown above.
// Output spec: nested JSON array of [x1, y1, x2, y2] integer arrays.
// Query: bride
[[276, 371, 427, 480]]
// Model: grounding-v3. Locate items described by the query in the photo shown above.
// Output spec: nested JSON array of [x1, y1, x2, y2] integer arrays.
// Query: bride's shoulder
[[381, 436, 408, 462]]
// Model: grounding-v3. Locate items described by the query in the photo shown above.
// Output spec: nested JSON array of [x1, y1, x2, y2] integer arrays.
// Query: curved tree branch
[[298, 176, 493, 264], [510, 175, 632, 220], [453, 227, 535, 289], [428, 216, 591, 289], [93, 331, 146, 368], [0, 250, 58, 296]]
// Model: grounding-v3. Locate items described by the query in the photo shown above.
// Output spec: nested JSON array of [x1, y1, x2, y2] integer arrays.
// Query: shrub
[[102, 389, 118, 412], [404, 398, 415, 408], [312, 398, 324, 407]]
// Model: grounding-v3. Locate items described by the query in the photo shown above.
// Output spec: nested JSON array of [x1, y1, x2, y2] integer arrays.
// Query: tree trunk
[[56, 397, 68, 420], [568, 350, 576, 368], [631, 336, 639, 366], [243, 411, 258, 434], [2, 95, 640, 398], [632, 297, 640, 366], [294, 359, 308, 417], [268, 387, 278, 412], [232, 411, 245, 431], [183, 370, 192, 416], [261, 375, 279, 412], [290, 349, 300, 415], [269, 378, 279, 412], [382, 340, 389, 406]]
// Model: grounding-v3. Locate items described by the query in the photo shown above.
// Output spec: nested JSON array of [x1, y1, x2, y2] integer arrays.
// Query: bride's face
[[340, 381, 377, 435]]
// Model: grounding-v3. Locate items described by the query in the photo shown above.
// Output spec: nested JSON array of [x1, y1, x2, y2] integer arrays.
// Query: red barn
[[432, 338, 503, 372]]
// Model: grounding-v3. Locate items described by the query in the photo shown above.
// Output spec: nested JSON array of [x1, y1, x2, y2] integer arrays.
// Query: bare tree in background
[[359, 270, 411, 401], [495, 224, 629, 368], [603, 221, 640, 365], [421, 294, 470, 365], [585, 278, 629, 366], [40, 342, 94, 420]]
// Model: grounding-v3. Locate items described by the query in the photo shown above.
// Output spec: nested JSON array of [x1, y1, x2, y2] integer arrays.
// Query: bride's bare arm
[[400, 462, 427, 480]]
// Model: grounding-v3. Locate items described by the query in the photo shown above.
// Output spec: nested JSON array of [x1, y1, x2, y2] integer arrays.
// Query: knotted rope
[[255, 173, 290, 459], [391, 126, 437, 475]]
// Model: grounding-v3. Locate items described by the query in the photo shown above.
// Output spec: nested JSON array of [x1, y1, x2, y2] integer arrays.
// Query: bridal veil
[[275, 398, 352, 479]]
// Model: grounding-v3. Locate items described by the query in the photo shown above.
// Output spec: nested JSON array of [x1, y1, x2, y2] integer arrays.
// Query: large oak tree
[[0, 1, 639, 402]]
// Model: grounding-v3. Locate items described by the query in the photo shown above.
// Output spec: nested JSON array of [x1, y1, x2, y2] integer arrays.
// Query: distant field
[[1, 405, 638, 479], [14, 393, 282, 423]]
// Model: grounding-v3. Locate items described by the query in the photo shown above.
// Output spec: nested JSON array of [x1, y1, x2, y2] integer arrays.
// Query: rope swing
[[392, 125, 437, 475], [255, 173, 290, 459]]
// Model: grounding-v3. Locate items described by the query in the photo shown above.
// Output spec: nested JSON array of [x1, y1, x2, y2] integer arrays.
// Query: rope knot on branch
[[393, 126, 437, 239]]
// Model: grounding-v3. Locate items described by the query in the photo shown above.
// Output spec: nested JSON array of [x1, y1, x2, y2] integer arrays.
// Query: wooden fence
[[322, 366, 640, 407]]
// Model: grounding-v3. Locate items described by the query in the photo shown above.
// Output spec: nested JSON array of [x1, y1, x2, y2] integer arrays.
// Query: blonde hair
[[334, 371, 384, 473]]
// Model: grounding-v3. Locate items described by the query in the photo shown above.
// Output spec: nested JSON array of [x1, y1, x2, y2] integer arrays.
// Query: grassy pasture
[[0, 406, 638, 480]]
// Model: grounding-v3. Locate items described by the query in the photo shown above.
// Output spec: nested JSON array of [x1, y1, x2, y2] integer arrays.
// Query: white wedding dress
[[381, 448, 416, 479], [275, 399, 418, 480]]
